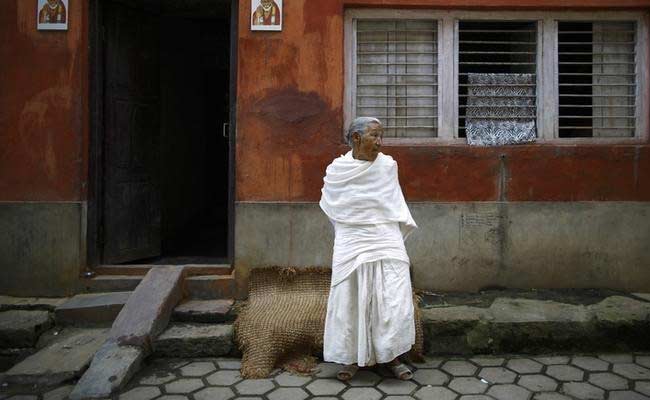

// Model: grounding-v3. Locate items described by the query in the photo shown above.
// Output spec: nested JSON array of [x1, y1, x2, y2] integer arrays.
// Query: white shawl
[[320, 151, 417, 285]]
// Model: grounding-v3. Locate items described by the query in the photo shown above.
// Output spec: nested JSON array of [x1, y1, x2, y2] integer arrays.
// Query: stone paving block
[[412, 356, 444, 368], [533, 394, 572, 400], [507, 358, 544, 374], [590, 296, 650, 323], [471, 357, 504, 366], [119, 386, 160, 400], [311, 397, 339, 400], [534, 356, 570, 365], [588, 372, 628, 390], [442, 360, 477, 376], [571, 356, 609, 371], [216, 358, 241, 370], [459, 396, 493, 400], [0, 310, 52, 348], [414, 386, 457, 400], [561, 382, 604, 400], [267, 387, 308, 400], [376, 378, 417, 395], [598, 354, 634, 363], [5, 328, 108, 386], [138, 370, 176, 385], [342, 387, 382, 400], [612, 363, 650, 380], [636, 381, 650, 396], [478, 367, 517, 384], [386, 396, 419, 400], [55, 292, 130, 326], [42, 385, 73, 400], [164, 378, 204, 394], [306, 379, 346, 396], [315, 363, 340, 378], [206, 370, 242, 386], [154, 323, 233, 358], [6, 396, 37, 400], [349, 370, 381, 386], [609, 392, 650, 400], [69, 342, 144, 400], [235, 378, 275, 395], [412, 369, 449, 385], [173, 299, 234, 323], [449, 377, 488, 394], [636, 356, 650, 369], [487, 384, 531, 400], [518, 374, 558, 392], [274, 372, 311, 387], [179, 361, 216, 377], [546, 365, 584, 381], [194, 387, 235, 400], [157, 396, 188, 400]]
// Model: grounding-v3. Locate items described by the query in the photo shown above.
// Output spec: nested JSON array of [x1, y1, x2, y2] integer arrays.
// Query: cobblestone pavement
[[3, 353, 650, 400]]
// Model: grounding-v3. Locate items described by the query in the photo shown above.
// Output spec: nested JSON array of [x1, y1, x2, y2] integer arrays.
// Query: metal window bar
[[355, 19, 439, 138], [558, 21, 637, 138], [457, 21, 539, 140]]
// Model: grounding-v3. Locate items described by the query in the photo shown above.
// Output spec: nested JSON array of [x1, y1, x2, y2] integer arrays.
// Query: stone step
[[152, 322, 234, 358], [0, 310, 53, 349], [172, 299, 236, 323], [2, 328, 109, 386], [0, 296, 68, 312], [82, 271, 237, 300], [54, 292, 131, 326], [94, 264, 232, 276]]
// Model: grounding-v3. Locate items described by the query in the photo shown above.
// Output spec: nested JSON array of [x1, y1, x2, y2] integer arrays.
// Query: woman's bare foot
[[337, 364, 359, 381], [388, 358, 413, 380]]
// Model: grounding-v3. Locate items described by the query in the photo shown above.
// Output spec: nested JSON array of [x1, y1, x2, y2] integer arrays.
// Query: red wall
[[236, 0, 650, 202], [0, 0, 88, 202]]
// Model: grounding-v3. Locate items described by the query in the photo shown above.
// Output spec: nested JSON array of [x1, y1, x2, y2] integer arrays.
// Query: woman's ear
[[351, 132, 361, 144]]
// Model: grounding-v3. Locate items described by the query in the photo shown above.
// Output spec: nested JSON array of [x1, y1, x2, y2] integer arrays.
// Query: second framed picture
[[251, 0, 282, 31]]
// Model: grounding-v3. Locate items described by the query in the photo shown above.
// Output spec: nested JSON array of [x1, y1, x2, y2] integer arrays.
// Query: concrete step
[[172, 299, 236, 323], [0, 296, 68, 312], [55, 292, 131, 326], [94, 264, 232, 276], [82, 270, 237, 300], [2, 328, 109, 386], [0, 310, 53, 349], [152, 322, 234, 358]]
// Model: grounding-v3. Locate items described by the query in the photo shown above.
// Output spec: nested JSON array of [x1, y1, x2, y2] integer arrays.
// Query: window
[[344, 10, 648, 143]]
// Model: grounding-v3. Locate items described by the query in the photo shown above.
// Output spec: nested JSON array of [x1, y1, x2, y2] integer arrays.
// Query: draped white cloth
[[319, 151, 417, 286], [320, 151, 417, 366]]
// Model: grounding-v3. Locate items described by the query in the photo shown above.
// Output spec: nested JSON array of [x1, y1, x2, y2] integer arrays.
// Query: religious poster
[[251, 0, 282, 31], [37, 0, 69, 31]]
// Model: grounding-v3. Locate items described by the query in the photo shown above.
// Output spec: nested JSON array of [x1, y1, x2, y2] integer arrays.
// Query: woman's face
[[353, 122, 383, 162]]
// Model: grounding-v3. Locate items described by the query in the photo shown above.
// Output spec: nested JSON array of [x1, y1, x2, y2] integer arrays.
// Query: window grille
[[458, 21, 538, 138], [558, 21, 637, 138], [355, 19, 438, 138]]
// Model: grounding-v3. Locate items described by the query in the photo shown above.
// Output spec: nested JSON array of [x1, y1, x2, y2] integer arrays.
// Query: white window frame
[[344, 9, 649, 145]]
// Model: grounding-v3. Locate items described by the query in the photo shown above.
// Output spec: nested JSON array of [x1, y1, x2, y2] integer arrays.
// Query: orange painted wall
[[0, 0, 88, 202], [236, 0, 650, 202]]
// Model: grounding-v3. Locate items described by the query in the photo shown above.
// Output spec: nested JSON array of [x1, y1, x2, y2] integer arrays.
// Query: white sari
[[320, 151, 417, 366]]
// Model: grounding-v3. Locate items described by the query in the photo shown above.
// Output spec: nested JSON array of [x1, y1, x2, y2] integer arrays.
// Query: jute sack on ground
[[234, 267, 423, 378]]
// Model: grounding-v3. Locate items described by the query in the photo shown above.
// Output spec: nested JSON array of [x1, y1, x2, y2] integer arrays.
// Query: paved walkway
[[2, 353, 650, 400]]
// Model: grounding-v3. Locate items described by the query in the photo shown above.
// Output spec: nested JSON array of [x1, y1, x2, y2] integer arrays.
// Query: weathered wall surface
[[236, 0, 650, 203], [235, 202, 650, 292], [235, 0, 650, 291], [0, 1, 87, 295]]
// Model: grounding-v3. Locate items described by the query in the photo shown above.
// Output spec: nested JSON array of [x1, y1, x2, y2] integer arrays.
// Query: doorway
[[88, 0, 235, 266]]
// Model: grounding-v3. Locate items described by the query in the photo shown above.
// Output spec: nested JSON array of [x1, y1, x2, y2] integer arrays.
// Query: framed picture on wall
[[251, 0, 282, 31], [37, 0, 69, 31]]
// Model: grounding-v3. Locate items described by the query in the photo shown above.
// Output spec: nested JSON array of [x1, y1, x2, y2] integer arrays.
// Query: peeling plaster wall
[[235, 0, 650, 291], [0, 1, 87, 295]]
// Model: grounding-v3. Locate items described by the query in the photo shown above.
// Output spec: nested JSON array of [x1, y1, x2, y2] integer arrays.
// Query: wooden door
[[102, 2, 161, 264]]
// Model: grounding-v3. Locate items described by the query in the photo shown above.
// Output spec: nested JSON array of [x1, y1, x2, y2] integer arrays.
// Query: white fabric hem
[[324, 340, 415, 367]]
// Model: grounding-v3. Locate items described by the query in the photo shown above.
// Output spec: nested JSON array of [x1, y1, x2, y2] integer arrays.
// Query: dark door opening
[[98, 0, 232, 265]]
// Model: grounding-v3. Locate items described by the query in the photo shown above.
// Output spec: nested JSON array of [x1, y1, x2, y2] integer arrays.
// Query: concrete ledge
[[235, 201, 650, 292], [55, 292, 131, 326], [153, 323, 234, 358]]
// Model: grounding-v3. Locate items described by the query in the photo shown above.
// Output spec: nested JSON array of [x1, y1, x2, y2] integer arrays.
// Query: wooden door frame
[[86, 0, 238, 268]]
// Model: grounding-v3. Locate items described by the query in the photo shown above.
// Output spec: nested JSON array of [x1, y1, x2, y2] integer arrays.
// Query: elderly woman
[[319, 117, 417, 381]]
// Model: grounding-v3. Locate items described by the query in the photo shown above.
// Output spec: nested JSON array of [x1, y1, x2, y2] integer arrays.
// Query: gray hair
[[346, 117, 382, 147]]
